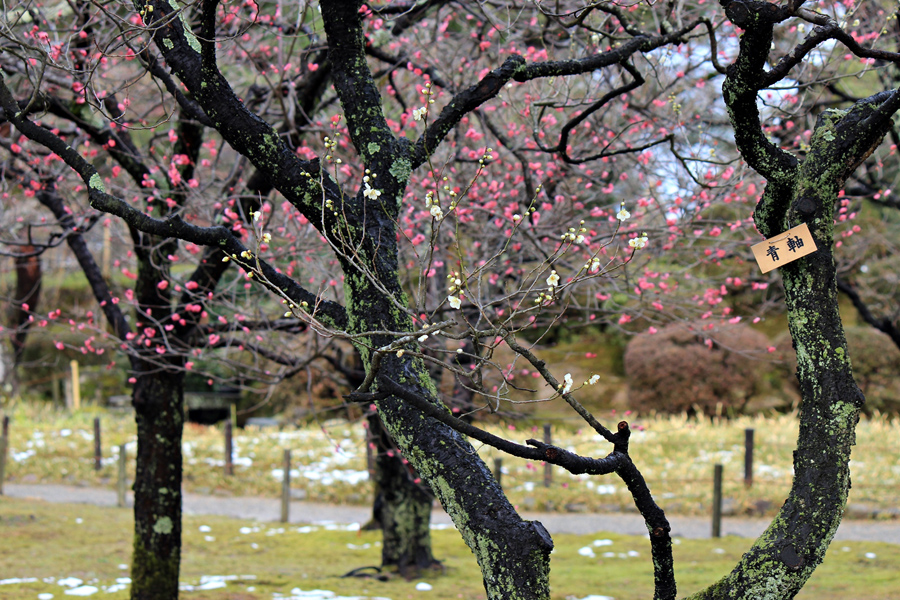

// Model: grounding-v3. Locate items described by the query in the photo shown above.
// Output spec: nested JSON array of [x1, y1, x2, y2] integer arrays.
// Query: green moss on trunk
[[130, 370, 184, 600]]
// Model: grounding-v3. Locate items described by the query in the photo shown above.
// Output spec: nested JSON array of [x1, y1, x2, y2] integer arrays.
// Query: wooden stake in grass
[[117, 444, 127, 508], [281, 449, 291, 523], [224, 420, 234, 476], [744, 428, 754, 488], [70, 360, 81, 410], [0, 414, 9, 496], [93, 417, 102, 471], [712, 464, 723, 538]]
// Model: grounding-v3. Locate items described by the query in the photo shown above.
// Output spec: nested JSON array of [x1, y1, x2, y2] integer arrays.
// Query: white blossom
[[589, 374, 600, 385], [546, 270, 560, 288], [430, 205, 444, 220], [561, 373, 573, 395], [447, 295, 461, 309], [412, 107, 427, 121], [629, 233, 649, 249], [363, 184, 382, 200], [616, 204, 631, 221]]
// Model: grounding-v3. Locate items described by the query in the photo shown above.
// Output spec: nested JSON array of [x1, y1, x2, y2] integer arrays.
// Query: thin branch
[[836, 275, 900, 349]]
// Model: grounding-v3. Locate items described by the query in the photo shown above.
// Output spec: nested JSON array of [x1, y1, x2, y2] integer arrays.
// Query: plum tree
[[2, 0, 898, 598]]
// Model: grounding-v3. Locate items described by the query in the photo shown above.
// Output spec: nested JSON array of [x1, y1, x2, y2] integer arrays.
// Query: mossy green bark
[[130, 370, 185, 600], [342, 247, 552, 597], [131, 238, 185, 600], [691, 50, 896, 599]]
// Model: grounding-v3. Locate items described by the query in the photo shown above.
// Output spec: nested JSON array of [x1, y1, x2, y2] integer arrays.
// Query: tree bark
[[30, 188, 188, 600], [11, 245, 41, 366], [692, 3, 900, 596], [340, 351, 438, 576], [341, 249, 552, 597], [130, 366, 185, 600], [367, 413, 437, 575]]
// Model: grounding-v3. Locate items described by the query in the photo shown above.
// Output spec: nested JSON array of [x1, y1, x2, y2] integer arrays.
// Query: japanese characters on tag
[[751, 223, 818, 274]]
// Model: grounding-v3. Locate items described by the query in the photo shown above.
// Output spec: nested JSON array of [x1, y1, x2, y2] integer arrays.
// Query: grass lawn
[[1, 497, 898, 600]]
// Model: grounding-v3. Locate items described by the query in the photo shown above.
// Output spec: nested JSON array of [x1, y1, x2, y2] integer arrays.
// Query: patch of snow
[[0, 577, 38, 585], [64, 586, 98, 596]]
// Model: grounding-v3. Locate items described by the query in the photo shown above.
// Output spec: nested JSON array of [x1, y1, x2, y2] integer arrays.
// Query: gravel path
[[5, 483, 900, 544]]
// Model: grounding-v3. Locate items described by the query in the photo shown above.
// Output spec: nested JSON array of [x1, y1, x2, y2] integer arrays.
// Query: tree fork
[[698, 7, 900, 594]]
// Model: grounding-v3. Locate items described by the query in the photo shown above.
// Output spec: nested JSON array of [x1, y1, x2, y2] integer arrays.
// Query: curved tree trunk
[[342, 259, 552, 598], [692, 3, 900, 596]]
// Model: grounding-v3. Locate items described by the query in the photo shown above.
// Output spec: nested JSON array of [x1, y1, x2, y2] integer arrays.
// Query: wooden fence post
[[281, 449, 291, 523], [70, 360, 81, 410], [224, 420, 234, 476], [712, 464, 723, 538], [365, 431, 375, 478], [493, 457, 503, 490], [93, 417, 102, 471], [0, 415, 9, 495], [117, 444, 128, 507], [744, 428, 754, 488]]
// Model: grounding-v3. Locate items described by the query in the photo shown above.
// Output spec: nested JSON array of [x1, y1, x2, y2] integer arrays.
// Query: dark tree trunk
[[367, 413, 437, 575], [342, 257, 552, 597], [128, 206, 185, 598], [9, 245, 41, 369], [345, 352, 438, 575], [691, 3, 900, 596], [130, 366, 184, 600]]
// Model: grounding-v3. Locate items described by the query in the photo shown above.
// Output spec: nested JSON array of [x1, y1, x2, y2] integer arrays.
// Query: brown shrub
[[624, 322, 773, 416]]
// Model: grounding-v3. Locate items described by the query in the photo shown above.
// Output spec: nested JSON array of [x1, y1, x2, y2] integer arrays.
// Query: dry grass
[[2, 400, 899, 517]]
